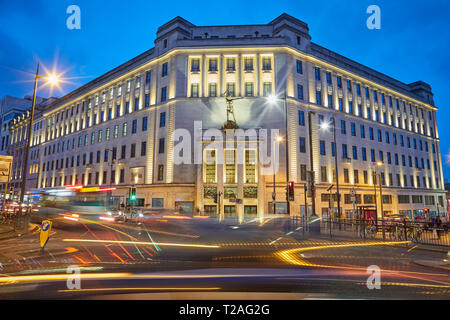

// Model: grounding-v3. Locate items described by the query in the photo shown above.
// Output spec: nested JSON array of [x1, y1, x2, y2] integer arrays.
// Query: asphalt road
[[0, 211, 448, 299]]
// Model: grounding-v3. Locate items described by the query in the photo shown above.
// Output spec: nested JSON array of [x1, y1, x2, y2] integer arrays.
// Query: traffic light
[[213, 193, 218, 204], [288, 181, 294, 201], [129, 187, 137, 201]]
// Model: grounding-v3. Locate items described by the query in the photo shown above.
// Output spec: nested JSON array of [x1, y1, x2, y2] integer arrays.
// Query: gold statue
[[223, 90, 243, 130]]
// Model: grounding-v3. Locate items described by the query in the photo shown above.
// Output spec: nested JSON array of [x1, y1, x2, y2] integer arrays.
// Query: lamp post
[[319, 118, 341, 223], [105, 148, 115, 209], [374, 161, 385, 240], [272, 136, 283, 214], [19, 63, 59, 207], [267, 94, 290, 216]]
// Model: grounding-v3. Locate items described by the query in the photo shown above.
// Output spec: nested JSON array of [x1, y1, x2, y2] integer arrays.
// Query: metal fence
[[289, 216, 450, 247]]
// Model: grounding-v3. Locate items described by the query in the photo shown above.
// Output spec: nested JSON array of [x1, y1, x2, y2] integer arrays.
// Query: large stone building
[[23, 14, 446, 220]]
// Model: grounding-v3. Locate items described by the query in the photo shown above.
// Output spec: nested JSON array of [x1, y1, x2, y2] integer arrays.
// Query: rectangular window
[[316, 90, 322, 105], [146, 70, 151, 84], [158, 165, 164, 181], [342, 144, 348, 159], [121, 145, 126, 159], [314, 67, 321, 81], [161, 87, 167, 102], [161, 62, 168, 76], [159, 138, 165, 153], [209, 83, 217, 97], [244, 58, 253, 71], [296, 60, 303, 74], [299, 137, 306, 153], [320, 140, 326, 155], [191, 59, 200, 72], [130, 144, 136, 158], [297, 84, 304, 100], [226, 58, 235, 71], [191, 84, 199, 98], [245, 82, 254, 97], [141, 141, 146, 156], [263, 82, 272, 96], [226, 83, 235, 96], [298, 111, 305, 126], [262, 57, 271, 70]]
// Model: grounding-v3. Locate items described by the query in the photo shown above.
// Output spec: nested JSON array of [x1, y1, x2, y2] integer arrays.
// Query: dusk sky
[[1, 0, 449, 179]]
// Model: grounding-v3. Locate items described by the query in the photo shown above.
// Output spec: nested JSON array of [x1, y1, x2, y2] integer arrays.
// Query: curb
[[413, 260, 450, 272], [0, 224, 39, 241]]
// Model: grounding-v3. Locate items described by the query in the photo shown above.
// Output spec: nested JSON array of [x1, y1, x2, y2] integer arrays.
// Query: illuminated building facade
[[26, 14, 446, 219]]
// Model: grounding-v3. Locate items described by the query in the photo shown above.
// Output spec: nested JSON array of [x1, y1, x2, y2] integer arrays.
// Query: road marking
[[286, 231, 293, 235], [270, 237, 283, 245], [407, 245, 418, 252]]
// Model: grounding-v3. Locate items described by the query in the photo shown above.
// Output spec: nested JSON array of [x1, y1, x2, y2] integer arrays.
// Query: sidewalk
[[413, 259, 450, 272], [0, 222, 39, 240]]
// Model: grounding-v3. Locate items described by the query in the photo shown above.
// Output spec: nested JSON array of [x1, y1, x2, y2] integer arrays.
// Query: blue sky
[[0, 0, 449, 179]]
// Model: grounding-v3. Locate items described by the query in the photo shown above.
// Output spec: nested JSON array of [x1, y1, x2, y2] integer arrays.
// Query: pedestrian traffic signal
[[288, 181, 294, 201], [129, 187, 137, 201]]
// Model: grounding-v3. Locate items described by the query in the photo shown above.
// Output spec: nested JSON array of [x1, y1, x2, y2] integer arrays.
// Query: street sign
[[235, 199, 242, 204], [0, 155, 12, 183], [40, 220, 52, 249], [350, 188, 356, 197]]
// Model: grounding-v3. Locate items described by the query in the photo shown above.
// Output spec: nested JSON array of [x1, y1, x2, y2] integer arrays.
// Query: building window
[[226, 58, 235, 71], [244, 57, 253, 71], [141, 141, 146, 156], [130, 144, 136, 158], [122, 122, 128, 137], [142, 116, 148, 131], [299, 137, 306, 153], [316, 90, 322, 105], [320, 140, 326, 155], [191, 58, 200, 72], [245, 82, 253, 97], [161, 87, 167, 102], [298, 110, 305, 126], [226, 83, 235, 96], [209, 83, 217, 97], [191, 84, 199, 98], [208, 58, 218, 72], [296, 60, 303, 74], [261, 82, 271, 97], [297, 84, 304, 100], [159, 138, 165, 153], [159, 112, 166, 127], [262, 57, 271, 70], [161, 62, 168, 77], [314, 67, 321, 81], [158, 165, 164, 181]]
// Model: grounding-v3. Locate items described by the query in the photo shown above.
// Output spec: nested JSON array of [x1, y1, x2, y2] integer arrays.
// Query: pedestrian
[[435, 215, 442, 240]]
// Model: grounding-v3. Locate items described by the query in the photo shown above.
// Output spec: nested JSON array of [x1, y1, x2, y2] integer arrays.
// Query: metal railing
[[319, 218, 450, 247]]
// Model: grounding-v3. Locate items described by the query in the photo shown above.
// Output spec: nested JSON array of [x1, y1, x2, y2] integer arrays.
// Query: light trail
[[58, 287, 221, 293], [0, 273, 130, 283], [275, 241, 450, 285], [62, 239, 220, 248]]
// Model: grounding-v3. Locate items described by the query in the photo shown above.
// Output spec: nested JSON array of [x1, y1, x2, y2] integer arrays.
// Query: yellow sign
[[40, 220, 52, 248], [80, 187, 99, 192]]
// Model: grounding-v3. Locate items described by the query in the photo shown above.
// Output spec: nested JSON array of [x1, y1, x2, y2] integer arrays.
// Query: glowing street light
[[20, 63, 61, 207], [267, 94, 278, 105]]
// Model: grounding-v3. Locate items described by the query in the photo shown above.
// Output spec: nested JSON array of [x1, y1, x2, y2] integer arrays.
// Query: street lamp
[[19, 63, 60, 207], [320, 117, 341, 224], [374, 161, 385, 240], [272, 135, 283, 214], [267, 94, 290, 215]]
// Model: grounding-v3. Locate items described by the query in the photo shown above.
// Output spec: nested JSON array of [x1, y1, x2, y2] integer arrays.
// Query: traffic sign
[[40, 220, 52, 249]]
